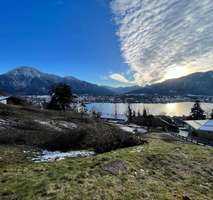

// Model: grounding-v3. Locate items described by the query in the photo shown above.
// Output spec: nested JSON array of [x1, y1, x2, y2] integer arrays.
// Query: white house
[[185, 120, 213, 140], [0, 96, 9, 104]]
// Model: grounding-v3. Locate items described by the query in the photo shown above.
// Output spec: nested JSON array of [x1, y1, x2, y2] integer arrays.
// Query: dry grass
[[0, 104, 145, 152]]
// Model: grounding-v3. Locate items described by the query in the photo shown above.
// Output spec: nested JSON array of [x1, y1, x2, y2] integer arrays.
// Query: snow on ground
[[118, 125, 136, 133], [0, 119, 10, 129], [55, 121, 78, 129], [32, 150, 95, 162], [34, 120, 77, 131], [35, 120, 62, 131], [116, 124, 147, 134], [179, 129, 189, 137], [0, 119, 7, 124]]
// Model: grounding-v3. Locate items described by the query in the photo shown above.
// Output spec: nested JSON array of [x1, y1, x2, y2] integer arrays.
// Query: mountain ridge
[[128, 71, 213, 95], [0, 67, 212, 96], [0, 67, 114, 96]]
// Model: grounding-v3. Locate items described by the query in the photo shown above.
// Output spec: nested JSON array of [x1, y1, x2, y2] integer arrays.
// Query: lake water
[[87, 102, 213, 119]]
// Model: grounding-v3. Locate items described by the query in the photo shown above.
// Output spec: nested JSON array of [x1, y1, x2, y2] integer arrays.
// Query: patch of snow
[[35, 120, 78, 131], [119, 125, 136, 133], [128, 124, 141, 128], [35, 120, 62, 131], [136, 128, 147, 134], [56, 121, 78, 129], [32, 150, 95, 162], [116, 124, 147, 134], [0, 119, 10, 129], [179, 129, 189, 137], [0, 119, 6, 124]]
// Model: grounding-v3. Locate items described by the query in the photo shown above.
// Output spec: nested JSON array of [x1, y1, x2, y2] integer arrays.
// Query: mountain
[[1, 67, 212, 96], [128, 71, 213, 95], [104, 85, 141, 94], [0, 67, 114, 96]]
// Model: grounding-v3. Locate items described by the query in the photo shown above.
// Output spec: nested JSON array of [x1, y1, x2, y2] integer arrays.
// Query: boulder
[[102, 160, 128, 175]]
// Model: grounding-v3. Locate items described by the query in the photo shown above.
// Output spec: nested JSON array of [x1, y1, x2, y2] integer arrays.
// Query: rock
[[102, 160, 128, 175], [182, 193, 191, 200], [58, 121, 77, 129]]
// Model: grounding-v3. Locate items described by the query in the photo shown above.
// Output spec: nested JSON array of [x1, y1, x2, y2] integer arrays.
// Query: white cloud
[[109, 73, 131, 83], [110, 0, 213, 85]]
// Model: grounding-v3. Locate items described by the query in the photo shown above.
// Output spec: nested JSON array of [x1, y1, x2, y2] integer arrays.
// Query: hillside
[[0, 67, 114, 96], [129, 71, 213, 95], [0, 103, 212, 199], [0, 133, 212, 199], [0, 103, 143, 152]]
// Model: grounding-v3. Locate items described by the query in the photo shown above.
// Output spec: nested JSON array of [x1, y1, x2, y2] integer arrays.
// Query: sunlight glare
[[164, 66, 189, 80]]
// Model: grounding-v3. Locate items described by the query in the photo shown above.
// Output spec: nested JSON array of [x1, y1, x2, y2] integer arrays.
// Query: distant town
[[18, 94, 213, 106]]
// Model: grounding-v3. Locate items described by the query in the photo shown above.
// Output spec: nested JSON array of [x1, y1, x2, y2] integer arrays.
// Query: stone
[[102, 160, 128, 175], [182, 193, 191, 200]]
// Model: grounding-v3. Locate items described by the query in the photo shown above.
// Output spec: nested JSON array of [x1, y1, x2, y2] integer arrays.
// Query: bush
[[39, 123, 146, 153], [94, 129, 146, 153], [0, 104, 147, 153]]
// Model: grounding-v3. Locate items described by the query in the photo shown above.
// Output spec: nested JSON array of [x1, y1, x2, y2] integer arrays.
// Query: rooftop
[[185, 120, 213, 132]]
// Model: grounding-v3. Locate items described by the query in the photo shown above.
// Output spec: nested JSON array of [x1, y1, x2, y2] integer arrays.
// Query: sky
[[0, 0, 212, 86]]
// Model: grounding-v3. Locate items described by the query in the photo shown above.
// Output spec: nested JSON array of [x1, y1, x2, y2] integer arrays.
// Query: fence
[[170, 132, 213, 147]]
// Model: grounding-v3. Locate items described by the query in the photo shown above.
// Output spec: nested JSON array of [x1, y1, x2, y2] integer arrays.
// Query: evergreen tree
[[143, 108, 148, 118], [126, 104, 133, 122], [92, 110, 101, 119], [132, 110, 136, 118], [137, 111, 141, 117], [211, 109, 213, 119], [146, 115, 154, 131], [142, 108, 150, 128], [190, 101, 206, 120], [47, 83, 73, 111]]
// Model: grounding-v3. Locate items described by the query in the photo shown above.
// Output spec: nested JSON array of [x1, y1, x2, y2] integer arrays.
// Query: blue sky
[[0, 0, 128, 86], [0, 0, 212, 86]]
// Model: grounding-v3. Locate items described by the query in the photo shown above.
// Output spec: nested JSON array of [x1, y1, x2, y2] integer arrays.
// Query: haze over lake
[[87, 102, 213, 119]]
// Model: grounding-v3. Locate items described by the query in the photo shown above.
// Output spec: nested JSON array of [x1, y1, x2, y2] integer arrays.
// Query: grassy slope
[[0, 134, 212, 200], [0, 104, 143, 152]]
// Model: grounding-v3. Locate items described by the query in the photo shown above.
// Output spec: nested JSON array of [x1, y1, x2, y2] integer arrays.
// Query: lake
[[87, 102, 213, 119]]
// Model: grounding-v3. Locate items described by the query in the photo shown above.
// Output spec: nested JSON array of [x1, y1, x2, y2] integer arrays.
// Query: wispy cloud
[[109, 73, 131, 84], [110, 0, 213, 85]]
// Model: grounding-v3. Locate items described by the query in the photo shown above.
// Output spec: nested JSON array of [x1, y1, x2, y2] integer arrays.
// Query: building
[[0, 96, 28, 106], [185, 120, 213, 140], [0, 96, 9, 104], [6, 96, 28, 106]]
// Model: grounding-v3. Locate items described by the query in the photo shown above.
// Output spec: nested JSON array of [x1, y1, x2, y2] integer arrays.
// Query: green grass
[[0, 133, 213, 200]]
